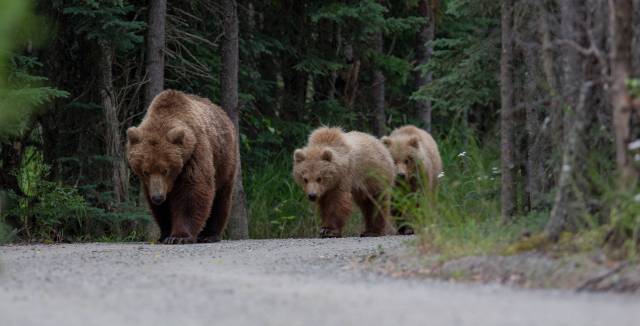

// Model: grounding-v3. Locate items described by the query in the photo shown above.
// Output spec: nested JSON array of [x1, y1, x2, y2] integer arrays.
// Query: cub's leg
[[318, 190, 352, 238]]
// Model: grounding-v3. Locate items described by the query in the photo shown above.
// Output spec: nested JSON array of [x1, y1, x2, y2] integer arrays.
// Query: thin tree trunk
[[524, 38, 545, 211], [415, 0, 436, 132], [140, 0, 167, 207], [221, 0, 249, 240], [98, 41, 129, 204], [500, 0, 517, 222], [609, 0, 637, 185], [371, 31, 386, 137], [144, 0, 166, 107]]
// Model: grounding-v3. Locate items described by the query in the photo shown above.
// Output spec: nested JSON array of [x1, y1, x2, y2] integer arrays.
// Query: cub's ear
[[381, 136, 391, 147], [408, 137, 420, 149], [127, 127, 142, 145], [294, 149, 305, 163], [321, 149, 333, 162], [167, 127, 186, 145]]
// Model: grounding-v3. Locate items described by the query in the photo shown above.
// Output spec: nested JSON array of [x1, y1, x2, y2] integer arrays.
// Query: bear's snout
[[307, 193, 318, 202], [150, 194, 166, 205]]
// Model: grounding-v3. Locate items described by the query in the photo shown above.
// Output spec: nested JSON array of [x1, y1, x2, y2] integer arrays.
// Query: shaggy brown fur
[[382, 125, 442, 193], [382, 125, 442, 234], [293, 127, 396, 237], [127, 90, 237, 244]]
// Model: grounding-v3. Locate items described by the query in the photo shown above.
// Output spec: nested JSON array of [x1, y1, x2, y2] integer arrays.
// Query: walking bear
[[293, 127, 396, 237], [382, 125, 442, 234], [126, 90, 238, 244]]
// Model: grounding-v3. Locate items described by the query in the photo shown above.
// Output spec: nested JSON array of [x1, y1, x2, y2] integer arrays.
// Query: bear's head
[[126, 125, 196, 205], [381, 135, 423, 181], [292, 147, 343, 202]]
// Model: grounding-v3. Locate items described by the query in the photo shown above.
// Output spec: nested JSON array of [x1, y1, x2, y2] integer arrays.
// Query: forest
[[0, 0, 639, 258]]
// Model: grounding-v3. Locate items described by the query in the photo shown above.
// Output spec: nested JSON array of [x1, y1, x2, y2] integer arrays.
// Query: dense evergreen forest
[[0, 0, 639, 256]]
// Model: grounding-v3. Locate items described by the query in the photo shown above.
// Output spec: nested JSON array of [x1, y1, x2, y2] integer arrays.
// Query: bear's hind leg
[[198, 184, 233, 243], [355, 191, 394, 237], [318, 190, 352, 238]]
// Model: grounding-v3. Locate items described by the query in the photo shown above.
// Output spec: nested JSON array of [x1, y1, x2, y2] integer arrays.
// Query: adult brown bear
[[126, 90, 237, 244]]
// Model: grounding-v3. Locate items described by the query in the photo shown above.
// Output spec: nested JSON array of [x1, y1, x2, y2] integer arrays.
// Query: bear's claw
[[197, 235, 221, 243], [319, 228, 341, 238], [163, 236, 195, 245]]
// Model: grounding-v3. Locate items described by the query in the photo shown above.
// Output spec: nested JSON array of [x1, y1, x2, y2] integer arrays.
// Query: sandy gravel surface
[[1, 236, 639, 326]]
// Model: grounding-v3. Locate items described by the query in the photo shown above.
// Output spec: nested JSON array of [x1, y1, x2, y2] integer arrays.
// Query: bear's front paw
[[397, 225, 415, 235], [319, 227, 341, 238], [163, 236, 195, 245], [197, 235, 221, 243]]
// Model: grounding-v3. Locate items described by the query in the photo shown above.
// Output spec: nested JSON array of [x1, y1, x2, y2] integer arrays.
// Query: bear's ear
[[127, 127, 142, 145], [167, 127, 186, 145], [294, 149, 305, 163], [381, 136, 391, 147], [321, 149, 333, 162], [408, 137, 420, 149]]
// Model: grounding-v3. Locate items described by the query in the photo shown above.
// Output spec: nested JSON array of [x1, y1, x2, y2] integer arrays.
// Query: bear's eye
[[164, 168, 170, 176], [303, 178, 308, 183], [405, 158, 412, 164], [316, 177, 322, 183], [143, 171, 150, 177]]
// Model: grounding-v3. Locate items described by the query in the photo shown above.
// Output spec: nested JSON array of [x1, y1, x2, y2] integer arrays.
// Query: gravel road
[[1, 236, 639, 326]]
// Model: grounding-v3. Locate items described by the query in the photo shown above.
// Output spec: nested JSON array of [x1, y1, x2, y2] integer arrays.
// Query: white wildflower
[[562, 164, 571, 173], [457, 151, 467, 158], [438, 171, 445, 179]]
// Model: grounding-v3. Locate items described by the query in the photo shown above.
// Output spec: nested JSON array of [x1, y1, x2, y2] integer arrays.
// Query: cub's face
[[292, 147, 340, 202], [381, 136, 421, 181], [126, 126, 192, 205]]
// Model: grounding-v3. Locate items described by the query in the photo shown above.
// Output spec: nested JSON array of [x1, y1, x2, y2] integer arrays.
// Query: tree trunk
[[140, 0, 167, 206], [371, 31, 386, 137], [98, 41, 129, 204], [221, 0, 249, 240], [524, 34, 546, 211], [415, 0, 436, 132], [500, 0, 517, 222], [545, 0, 588, 239], [609, 0, 637, 185], [144, 0, 166, 107]]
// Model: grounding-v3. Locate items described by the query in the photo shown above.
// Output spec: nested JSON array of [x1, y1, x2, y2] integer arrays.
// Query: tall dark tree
[[98, 40, 129, 204], [144, 0, 166, 108], [371, 31, 386, 137], [221, 0, 249, 240], [415, 0, 437, 132], [500, 0, 516, 222]]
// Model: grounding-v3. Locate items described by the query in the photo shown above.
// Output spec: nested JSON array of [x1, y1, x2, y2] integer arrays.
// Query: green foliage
[[2, 161, 152, 242], [395, 131, 545, 257], [412, 0, 500, 117], [59, 0, 144, 50]]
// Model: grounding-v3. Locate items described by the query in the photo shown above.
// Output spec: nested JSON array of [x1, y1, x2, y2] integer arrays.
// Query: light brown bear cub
[[293, 127, 396, 238], [382, 125, 442, 193], [127, 90, 238, 244]]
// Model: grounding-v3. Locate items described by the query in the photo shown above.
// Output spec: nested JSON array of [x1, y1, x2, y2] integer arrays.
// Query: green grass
[[395, 135, 546, 258]]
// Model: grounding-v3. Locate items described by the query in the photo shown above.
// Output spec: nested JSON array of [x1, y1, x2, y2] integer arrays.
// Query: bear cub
[[127, 90, 238, 244], [382, 125, 442, 234], [293, 127, 395, 238]]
